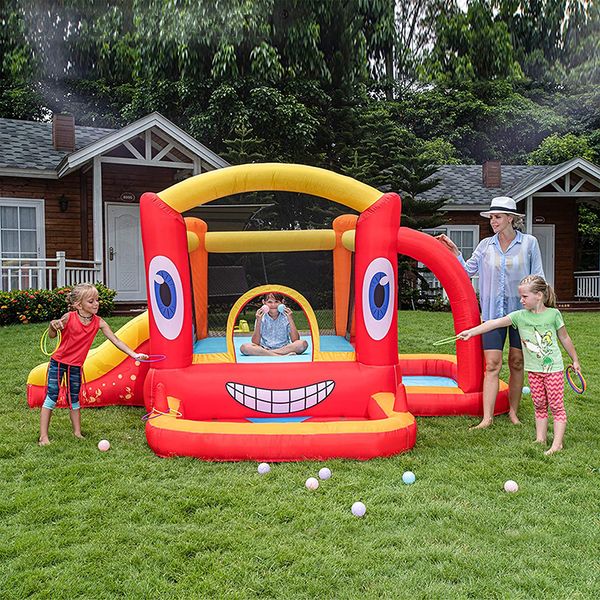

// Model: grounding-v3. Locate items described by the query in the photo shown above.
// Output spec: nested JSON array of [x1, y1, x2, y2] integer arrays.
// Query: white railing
[[0, 252, 102, 292], [574, 271, 600, 299]]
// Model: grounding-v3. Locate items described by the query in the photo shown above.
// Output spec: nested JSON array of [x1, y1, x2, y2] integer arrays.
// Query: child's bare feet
[[469, 418, 493, 430], [508, 411, 522, 425], [74, 433, 85, 440], [544, 445, 563, 456], [38, 436, 50, 446], [534, 438, 547, 445]]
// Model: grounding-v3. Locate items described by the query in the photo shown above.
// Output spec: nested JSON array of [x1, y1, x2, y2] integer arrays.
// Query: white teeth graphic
[[226, 380, 335, 413]]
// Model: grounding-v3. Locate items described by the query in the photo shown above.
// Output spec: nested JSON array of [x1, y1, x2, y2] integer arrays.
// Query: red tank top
[[52, 311, 101, 366]]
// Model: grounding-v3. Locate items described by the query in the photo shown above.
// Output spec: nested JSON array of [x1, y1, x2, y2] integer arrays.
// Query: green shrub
[[0, 284, 116, 326]]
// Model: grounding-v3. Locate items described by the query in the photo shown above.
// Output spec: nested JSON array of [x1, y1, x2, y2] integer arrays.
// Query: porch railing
[[0, 252, 102, 292], [574, 271, 600, 300]]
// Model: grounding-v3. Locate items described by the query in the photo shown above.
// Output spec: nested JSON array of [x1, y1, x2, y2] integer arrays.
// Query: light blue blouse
[[458, 231, 545, 321], [259, 313, 291, 350]]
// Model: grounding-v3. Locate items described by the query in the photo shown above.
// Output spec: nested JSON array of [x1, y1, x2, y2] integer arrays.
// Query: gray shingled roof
[[0, 117, 114, 171], [419, 164, 559, 207]]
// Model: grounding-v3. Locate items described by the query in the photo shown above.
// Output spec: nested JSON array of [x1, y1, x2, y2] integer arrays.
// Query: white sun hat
[[480, 196, 524, 218]]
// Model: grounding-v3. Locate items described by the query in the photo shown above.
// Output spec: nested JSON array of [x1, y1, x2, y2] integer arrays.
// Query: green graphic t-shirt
[[509, 308, 565, 373]]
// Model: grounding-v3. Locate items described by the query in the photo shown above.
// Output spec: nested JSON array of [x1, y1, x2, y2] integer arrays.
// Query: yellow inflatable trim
[[205, 229, 336, 253], [158, 163, 381, 214], [27, 312, 150, 385], [149, 393, 415, 435], [226, 284, 321, 361]]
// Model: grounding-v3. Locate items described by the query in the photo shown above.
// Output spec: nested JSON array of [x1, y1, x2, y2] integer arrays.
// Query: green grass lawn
[[1, 311, 599, 599]]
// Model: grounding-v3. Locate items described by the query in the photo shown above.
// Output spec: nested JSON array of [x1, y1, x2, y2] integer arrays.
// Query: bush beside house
[[0, 284, 116, 326]]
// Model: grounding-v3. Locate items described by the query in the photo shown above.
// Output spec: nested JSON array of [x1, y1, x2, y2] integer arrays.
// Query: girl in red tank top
[[39, 283, 147, 446]]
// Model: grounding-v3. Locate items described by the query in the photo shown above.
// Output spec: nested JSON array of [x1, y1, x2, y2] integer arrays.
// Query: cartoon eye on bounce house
[[26, 163, 509, 461]]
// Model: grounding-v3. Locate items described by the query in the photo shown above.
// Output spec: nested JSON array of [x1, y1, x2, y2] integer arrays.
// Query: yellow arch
[[226, 284, 321, 361], [158, 163, 381, 214]]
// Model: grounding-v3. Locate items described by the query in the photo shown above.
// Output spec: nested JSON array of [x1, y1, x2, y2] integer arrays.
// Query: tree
[[0, 1, 43, 119], [527, 132, 597, 165]]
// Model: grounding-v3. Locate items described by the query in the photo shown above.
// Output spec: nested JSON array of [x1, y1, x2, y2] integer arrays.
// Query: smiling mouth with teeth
[[225, 380, 335, 414]]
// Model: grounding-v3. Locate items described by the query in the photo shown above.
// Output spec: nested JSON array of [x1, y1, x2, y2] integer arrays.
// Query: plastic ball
[[257, 462, 271, 475], [402, 471, 416, 485], [504, 480, 519, 493], [351, 501, 366, 517], [305, 477, 319, 490], [318, 467, 332, 480], [522, 386, 531, 395], [97, 439, 110, 452], [277, 303, 285, 313]]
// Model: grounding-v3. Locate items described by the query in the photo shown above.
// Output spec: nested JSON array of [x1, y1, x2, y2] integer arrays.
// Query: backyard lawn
[[1, 311, 599, 599]]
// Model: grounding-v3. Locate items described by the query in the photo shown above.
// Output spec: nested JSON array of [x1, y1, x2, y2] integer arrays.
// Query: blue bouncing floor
[[193, 335, 354, 363]]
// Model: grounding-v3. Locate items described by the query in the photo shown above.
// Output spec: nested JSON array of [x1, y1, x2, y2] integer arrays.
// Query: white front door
[[532, 224, 555, 287], [106, 203, 146, 301]]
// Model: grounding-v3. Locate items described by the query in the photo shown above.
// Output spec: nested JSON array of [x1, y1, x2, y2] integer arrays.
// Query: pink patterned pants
[[528, 371, 567, 422]]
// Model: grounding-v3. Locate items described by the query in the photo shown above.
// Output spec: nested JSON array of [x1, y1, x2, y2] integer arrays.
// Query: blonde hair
[[510, 214, 525, 231], [67, 283, 98, 309], [520, 275, 556, 308]]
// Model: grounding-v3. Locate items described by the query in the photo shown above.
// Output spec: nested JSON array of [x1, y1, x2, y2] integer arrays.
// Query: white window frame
[[1, 198, 46, 290], [0, 198, 46, 259], [419, 225, 480, 293], [445, 225, 479, 260]]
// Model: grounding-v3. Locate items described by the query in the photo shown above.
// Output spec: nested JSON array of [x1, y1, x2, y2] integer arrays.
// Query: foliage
[[0, 284, 116, 326], [527, 133, 598, 165]]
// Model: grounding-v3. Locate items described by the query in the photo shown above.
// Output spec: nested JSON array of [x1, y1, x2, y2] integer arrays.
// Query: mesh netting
[[206, 250, 341, 337]]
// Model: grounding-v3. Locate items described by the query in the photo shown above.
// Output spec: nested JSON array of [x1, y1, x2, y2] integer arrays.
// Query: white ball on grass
[[305, 477, 319, 490], [257, 462, 271, 475], [97, 439, 110, 452], [504, 480, 519, 493], [351, 501, 366, 517], [318, 467, 332, 480]]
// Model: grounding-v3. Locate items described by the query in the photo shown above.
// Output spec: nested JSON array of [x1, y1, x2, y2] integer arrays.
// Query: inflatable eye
[[362, 257, 395, 341], [148, 255, 184, 340]]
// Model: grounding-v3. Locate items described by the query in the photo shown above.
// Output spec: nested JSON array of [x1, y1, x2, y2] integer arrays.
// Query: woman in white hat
[[437, 196, 545, 429]]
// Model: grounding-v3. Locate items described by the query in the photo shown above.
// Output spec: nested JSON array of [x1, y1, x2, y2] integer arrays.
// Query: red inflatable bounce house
[[27, 164, 509, 460]]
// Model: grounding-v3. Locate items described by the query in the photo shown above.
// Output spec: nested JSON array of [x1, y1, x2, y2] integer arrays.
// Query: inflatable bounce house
[[27, 164, 509, 461]]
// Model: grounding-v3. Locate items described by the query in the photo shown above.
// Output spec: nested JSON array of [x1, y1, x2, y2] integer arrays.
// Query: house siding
[[1, 164, 180, 265]]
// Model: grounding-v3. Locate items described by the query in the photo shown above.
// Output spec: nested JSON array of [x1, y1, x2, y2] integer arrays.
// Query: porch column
[[525, 195, 533, 233], [92, 156, 104, 282]]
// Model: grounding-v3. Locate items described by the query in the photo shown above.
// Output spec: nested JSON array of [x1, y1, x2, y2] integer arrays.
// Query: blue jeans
[[43, 358, 82, 410]]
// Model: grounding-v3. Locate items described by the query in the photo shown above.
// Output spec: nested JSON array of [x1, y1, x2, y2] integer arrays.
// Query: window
[[419, 225, 479, 293], [0, 199, 45, 291]]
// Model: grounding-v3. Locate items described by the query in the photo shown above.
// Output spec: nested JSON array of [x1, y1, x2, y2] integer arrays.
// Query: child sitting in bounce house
[[240, 292, 308, 357]]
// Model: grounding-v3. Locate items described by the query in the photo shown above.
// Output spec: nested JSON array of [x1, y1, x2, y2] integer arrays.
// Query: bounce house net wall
[[27, 164, 509, 461]]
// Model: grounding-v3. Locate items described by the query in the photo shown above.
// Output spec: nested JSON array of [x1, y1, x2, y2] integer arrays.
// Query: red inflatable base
[[144, 393, 417, 461]]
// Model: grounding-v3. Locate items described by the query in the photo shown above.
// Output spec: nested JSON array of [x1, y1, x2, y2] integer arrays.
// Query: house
[[0, 112, 250, 302], [418, 159, 600, 304]]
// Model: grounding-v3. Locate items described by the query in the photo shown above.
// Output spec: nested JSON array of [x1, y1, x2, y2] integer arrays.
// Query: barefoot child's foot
[[534, 438, 547, 445], [544, 445, 563, 456], [74, 433, 85, 440], [38, 437, 50, 446], [469, 418, 493, 430]]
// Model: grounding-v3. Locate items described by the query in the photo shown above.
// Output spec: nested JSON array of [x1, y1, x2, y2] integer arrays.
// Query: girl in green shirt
[[458, 275, 581, 455]]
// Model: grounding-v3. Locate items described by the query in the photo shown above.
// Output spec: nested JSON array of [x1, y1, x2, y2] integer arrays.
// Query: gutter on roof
[[0, 167, 58, 179]]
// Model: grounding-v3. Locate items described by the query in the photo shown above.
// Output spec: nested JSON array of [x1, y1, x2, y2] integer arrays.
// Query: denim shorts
[[42, 358, 82, 410], [482, 326, 522, 351]]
